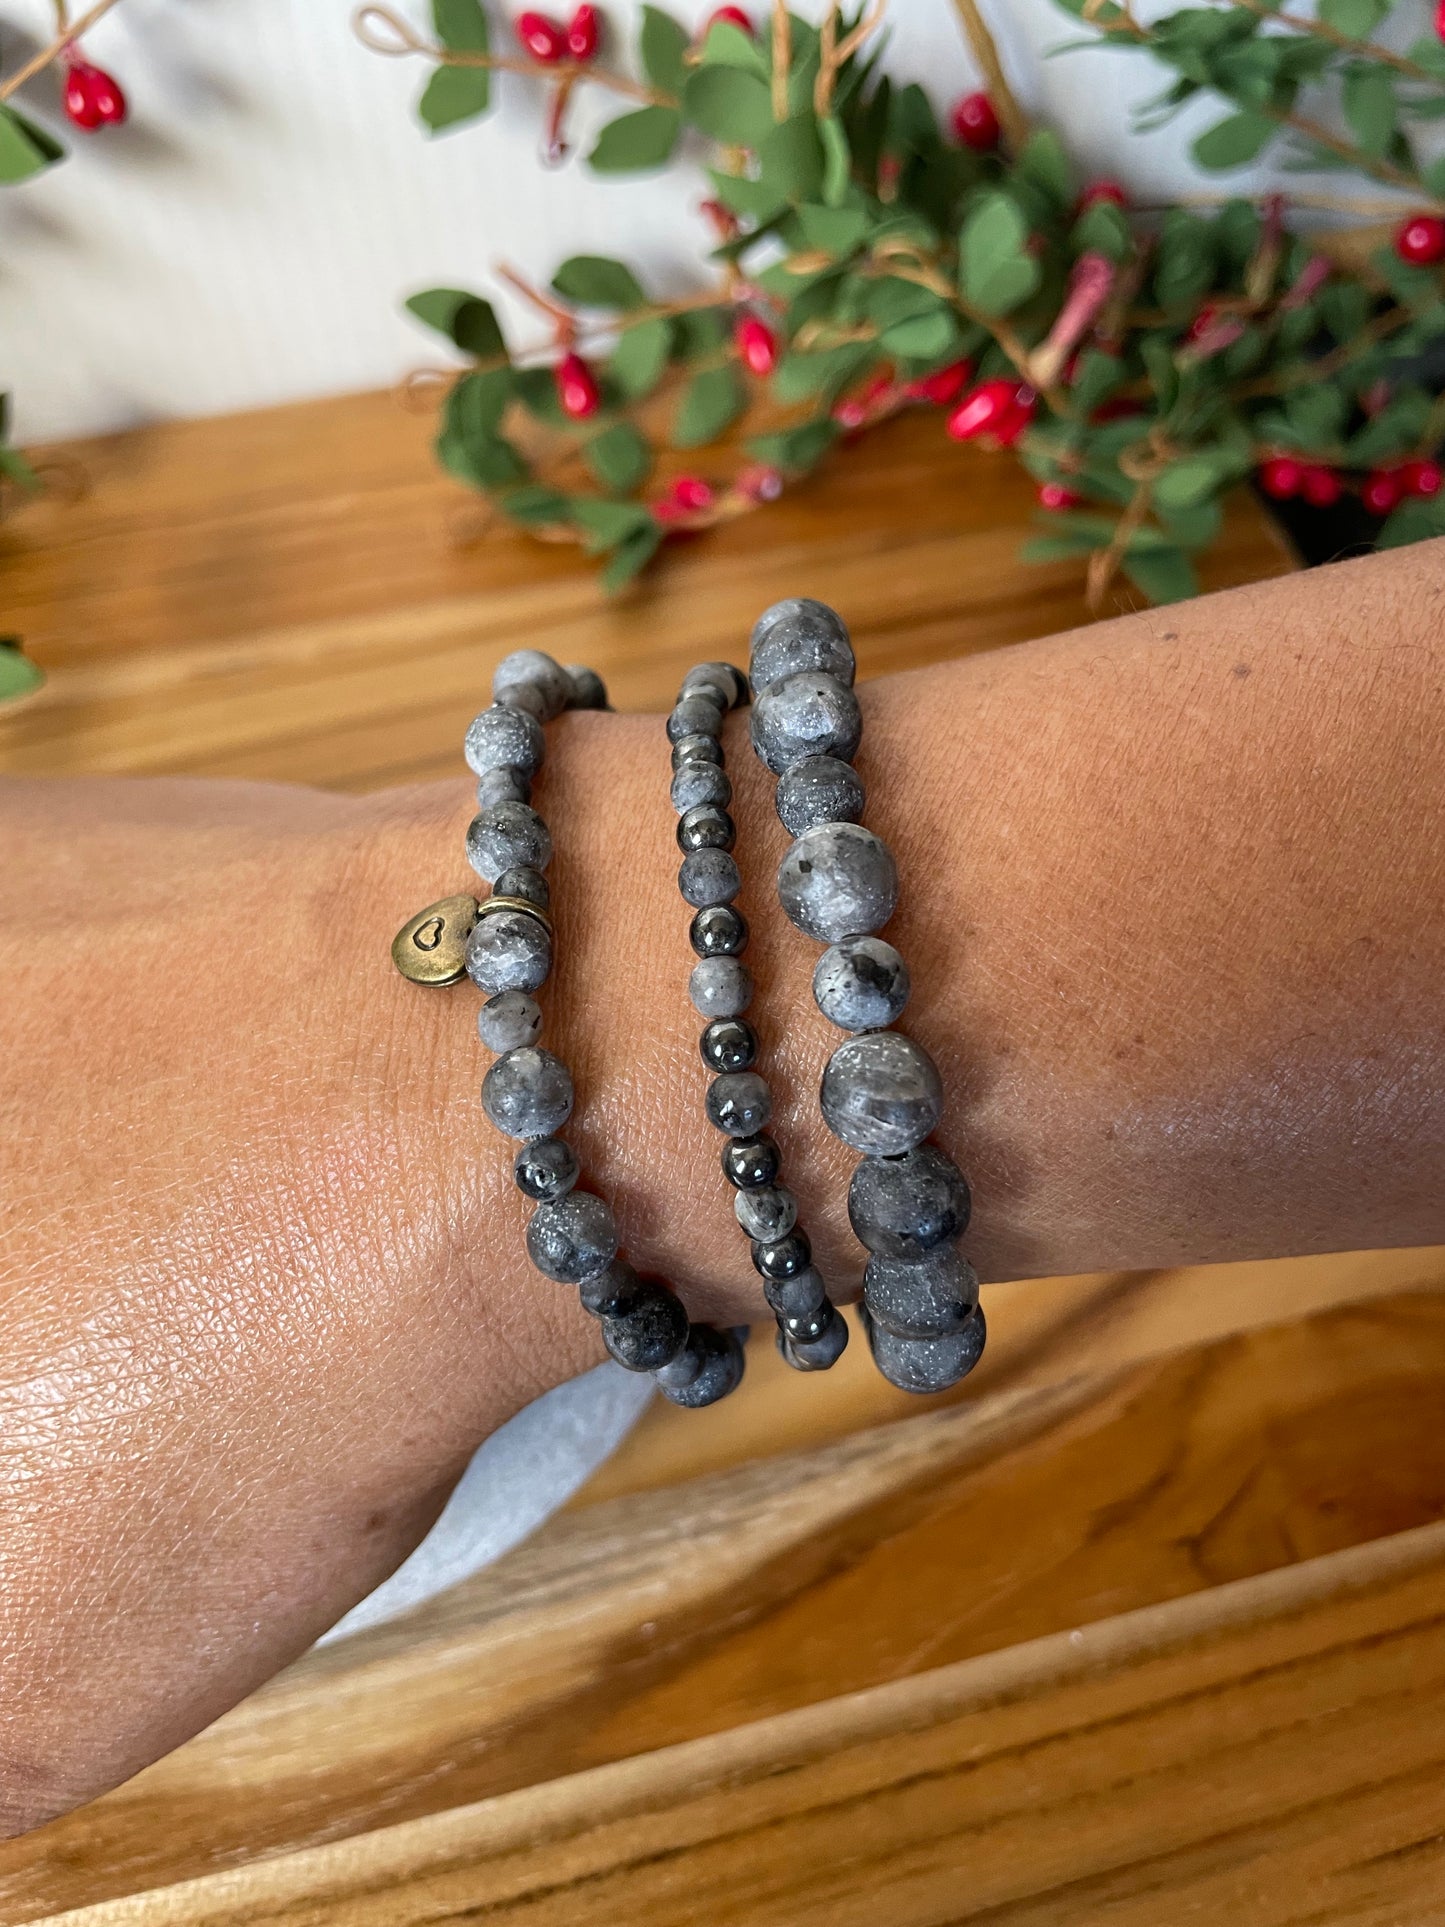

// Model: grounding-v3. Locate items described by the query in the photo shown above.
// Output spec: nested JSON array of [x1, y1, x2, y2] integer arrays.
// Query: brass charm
[[474, 894, 553, 935], [391, 894, 480, 986]]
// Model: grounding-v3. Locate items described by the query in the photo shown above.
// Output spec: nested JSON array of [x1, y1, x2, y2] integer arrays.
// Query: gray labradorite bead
[[780, 1303, 850, 1372], [678, 847, 741, 908], [667, 694, 725, 743], [658, 1323, 747, 1407], [671, 760, 732, 814], [526, 1191, 618, 1283], [820, 1031, 942, 1155], [866, 1301, 986, 1394], [477, 988, 543, 1053], [734, 1183, 797, 1243], [565, 663, 609, 710], [579, 1257, 641, 1318], [493, 648, 571, 723], [465, 908, 552, 995], [750, 672, 862, 777], [762, 1263, 828, 1320], [863, 1246, 979, 1340], [481, 1045, 573, 1140], [849, 1145, 970, 1259], [705, 1070, 771, 1136], [689, 955, 752, 1020], [493, 865, 550, 912], [513, 1135, 579, 1202], [466, 802, 552, 883], [476, 765, 530, 809], [778, 823, 898, 944], [775, 755, 865, 838], [813, 936, 910, 1032], [464, 702, 545, 780], [750, 597, 855, 694], [601, 1277, 689, 1372]]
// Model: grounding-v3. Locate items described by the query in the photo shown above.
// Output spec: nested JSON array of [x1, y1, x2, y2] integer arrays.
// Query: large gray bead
[[820, 1031, 941, 1155], [750, 672, 862, 776], [565, 663, 609, 710], [526, 1191, 618, 1282], [734, 1183, 798, 1243], [689, 955, 753, 1020], [493, 649, 571, 723], [601, 1278, 689, 1371], [658, 1323, 747, 1407], [866, 1301, 986, 1393], [671, 760, 732, 814], [481, 1045, 573, 1140], [780, 1303, 850, 1372], [750, 597, 854, 694], [465, 909, 552, 994], [863, 1246, 979, 1339], [465, 802, 552, 883], [476, 765, 530, 809], [679, 847, 741, 908], [477, 988, 543, 1053], [778, 823, 898, 944], [849, 1145, 970, 1259], [464, 703, 545, 780], [813, 936, 909, 1031], [775, 755, 865, 837]]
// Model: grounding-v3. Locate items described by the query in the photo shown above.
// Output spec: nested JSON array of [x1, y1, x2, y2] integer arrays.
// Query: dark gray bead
[[762, 1263, 828, 1320], [465, 909, 552, 995], [780, 1303, 849, 1372], [750, 1228, 811, 1280], [721, 1132, 780, 1189], [526, 1191, 618, 1283], [849, 1145, 970, 1259], [464, 703, 545, 780], [706, 1071, 771, 1136], [601, 1277, 689, 1371], [513, 1136, 579, 1202], [734, 1183, 797, 1242], [671, 760, 732, 813], [820, 1031, 942, 1155], [863, 1246, 979, 1339], [866, 1301, 986, 1393], [481, 1045, 573, 1140], [699, 1017, 756, 1073], [690, 903, 748, 957], [565, 663, 609, 710], [477, 988, 543, 1053], [778, 823, 898, 944], [814, 936, 910, 1031], [677, 804, 735, 854], [495, 683, 546, 721], [749, 597, 855, 694], [580, 1257, 641, 1318], [689, 955, 753, 1020], [671, 733, 723, 770], [667, 694, 725, 743], [494, 865, 551, 911], [750, 672, 862, 777], [657, 1323, 747, 1406], [493, 649, 571, 723], [679, 848, 741, 908], [775, 755, 865, 837], [476, 765, 530, 810], [466, 802, 552, 883], [652, 1343, 703, 1392], [682, 660, 749, 710]]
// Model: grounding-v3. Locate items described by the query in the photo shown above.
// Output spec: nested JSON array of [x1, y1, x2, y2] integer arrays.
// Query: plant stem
[[0, 0, 124, 101], [1086, 475, 1155, 611], [1227, 0, 1441, 85], [351, 5, 668, 105], [770, 0, 790, 122], [947, 0, 1029, 151]]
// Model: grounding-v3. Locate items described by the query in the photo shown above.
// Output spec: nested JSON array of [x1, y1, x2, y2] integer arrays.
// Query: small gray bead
[[671, 732, 723, 770], [866, 1301, 986, 1393], [671, 760, 732, 813], [497, 683, 546, 720], [465, 908, 552, 995], [682, 660, 748, 710], [689, 955, 753, 1019], [580, 1257, 641, 1318], [494, 865, 550, 911], [481, 1045, 573, 1140], [466, 802, 552, 883], [493, 649, 572, 723], [601, 1277, 689, 1371], [657, 1323, 747, 1406], [762, 1263, 828, 1320], [464, 702, 545, 780], [780, 1303, 850, 1372], [778, 823, 898, 944], [813, 936, 910, 1031], [863, 1246, 979, 1339], [849, 1145, 970, 1259], [820, 1031, 942, 1155], [705, 1070, 772, 1136], [565, 663, 609, 710], [734, 1183, 798, 1242], [477, 989, 543, 1053], [513, 1136, 579, 1202], [476, 765, 530, 809], [775, 755, 865, 837], [749, 597, 855, 694], [750, 672, 862, 776], [526, 1191, 618, 1283], [679, 847, 741, 908], [667, 694, 725, 743]]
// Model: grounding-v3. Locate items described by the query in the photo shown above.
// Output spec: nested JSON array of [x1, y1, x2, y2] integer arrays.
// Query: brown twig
[[770, 0, 790, 122], [0, 0, 125, 101], [1227, 0, 1440, 84], [946, 0, 1028, 152], [814, 0, 885, 115], [352, 5, 667, 104], [1085, 475, 1156, 611]]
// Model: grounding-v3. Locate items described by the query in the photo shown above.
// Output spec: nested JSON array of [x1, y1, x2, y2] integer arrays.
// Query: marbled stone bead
[[678, 847, 741, 908], [667, 694, 725, 743], [813, 936, 910, 1031], [465, 908, 552, 994], [601, 1277, 689, 1371], [689, 955, 752, 1020], [676, 804, 735, 854], [481, 1045, 573, 1140], [775, 755, 865, 837], [705, 1070, 772, 1136], [466, 802, 552, 883], [493, 649, 572, 723], [682, 660, 749, 710], [493, 865, 550, 912], [820, 1031, 942, 1155], [464, 702, 545, 780], [513, 1135, 579, 1202], [651, 1343, 703, 1393], [866, 1301, 986, 1394], [734, 1183, 797, 1242], [579, 1257, 642, 1318], [565, 663, 610, 711], [476, 765, 530, 810], [671, 760, 732, 814], [778, 822, 898, 944], [525, 1190, 618, 1283], [657, 1323, 747, 1407], [750, 1228, 811, 1280], [699, 1017, 756, 1074], [862, 1246, 979, 1339], [671, 732, 723, 771], [477, 988, 543, 1053], [690, 903, 748, 957], [848, 1144, 970, 1259], [749, 597, 855, 695], [762, 1263, 828, 1320], [750, 671, 862, 776], [780, 1304, 850, 1371], [720, 1132, 780, 1190]]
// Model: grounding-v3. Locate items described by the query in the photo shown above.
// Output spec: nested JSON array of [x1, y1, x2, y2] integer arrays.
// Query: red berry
[[1361, 468, 1403, 516], [671, 475, 715, 513], [1257, 456, 1304, 501], [1299, 464, 1341, 508], [946, 377, 1035, 444], [734, 313, 778, 377], [1395, 214, 1445, 267], [566, 3, 599, 58], [516, 10, 567, 61], [905, 359, 973, 406], [1401, 457, 1443, 498], [951, 91, 1000, 152], [556, 351, 600, 419], [1436, 0, 1445, 42], [706, 5, 753, 32], [1077, 179, 1127, 211], [832, 398, 868, 430], [1038, 481, 1081, 512], [86, 61, 126, 122], [1186, 304, 1219, 343], [62, 60, 103, 129], [738, 463, 783, 502]]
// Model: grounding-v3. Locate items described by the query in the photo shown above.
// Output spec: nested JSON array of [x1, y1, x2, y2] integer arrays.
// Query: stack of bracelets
[[391, 597, 984, 1409]]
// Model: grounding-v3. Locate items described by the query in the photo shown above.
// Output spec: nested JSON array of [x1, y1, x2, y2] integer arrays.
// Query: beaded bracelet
[[391, 648, 746, 1410], [745, 599, 986, 1395], [667, 661, 849, 1372]]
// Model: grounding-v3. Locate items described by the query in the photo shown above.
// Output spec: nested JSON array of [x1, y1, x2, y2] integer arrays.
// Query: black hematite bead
[[671, 732, 724, 771], [700, 1017, 757, 1074], [690, 903, 748, 957], [782, 1307, 830, 1344], [676, 804, 736, 854], [721, 1133, 781, 1190], [512, 1136, 579, 1202], [751, 1228, 812, 1280]]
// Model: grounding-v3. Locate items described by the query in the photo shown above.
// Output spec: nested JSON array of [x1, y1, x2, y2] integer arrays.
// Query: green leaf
[[1013, 130, 1071, 212], [1154, 210, 1216, 308], [756, 114, 824, 200], [1319, 0, 1388, 38], [797, 203, 869, 255], [0, 639, 42, 704], [573, 497, 656, 546], [419, 64, 491, 130], [772, 343, 872, 403], [683, 65, 774, 147], [819, 114, 851, 206], [1153, 456, 1230, 511], [672, 308, 730, 357], [747, 417, 840, 470], [603, 523, 664, 592], [700, 17, 769, 74], [1341, 64, 1396, 157], [1191, 110, 1276, 170], [1121, 544, 1198, 604], [502, 484, 570, 525], [406, 288, 506, 358], [1070, 349, 1125, 415], [433, 0, 488, 48], [551, 255, 647, 309], [438, 427, 529, 488], [640, 5, 690, 91], [586, 421, 653, 492], [0, 105, 64, 184], [959, 191, 1041, 317], [706, 166, 787, 221], [589, 105, 682, 172], [1377, 496, 1445, 549], [445, 368, 513, 440], [674, 365, 746, 446], [881, 308, 963, 361], [609, 316, 673, 398], [1071, 199, 1133, 264], [0, 441, 39, 489]]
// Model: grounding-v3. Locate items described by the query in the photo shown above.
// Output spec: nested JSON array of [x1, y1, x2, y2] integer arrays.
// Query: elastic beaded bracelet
[[669, 662, 849, 1373], [746, 600, 986, 1396], [391, 648, 746, 1410]]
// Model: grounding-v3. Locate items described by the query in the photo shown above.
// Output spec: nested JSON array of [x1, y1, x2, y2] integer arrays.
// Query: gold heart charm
[[390, 894, 480, 986]]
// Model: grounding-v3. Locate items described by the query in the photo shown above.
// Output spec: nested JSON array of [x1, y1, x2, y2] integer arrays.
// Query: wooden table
[[5, 393, 1445, 1926]]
